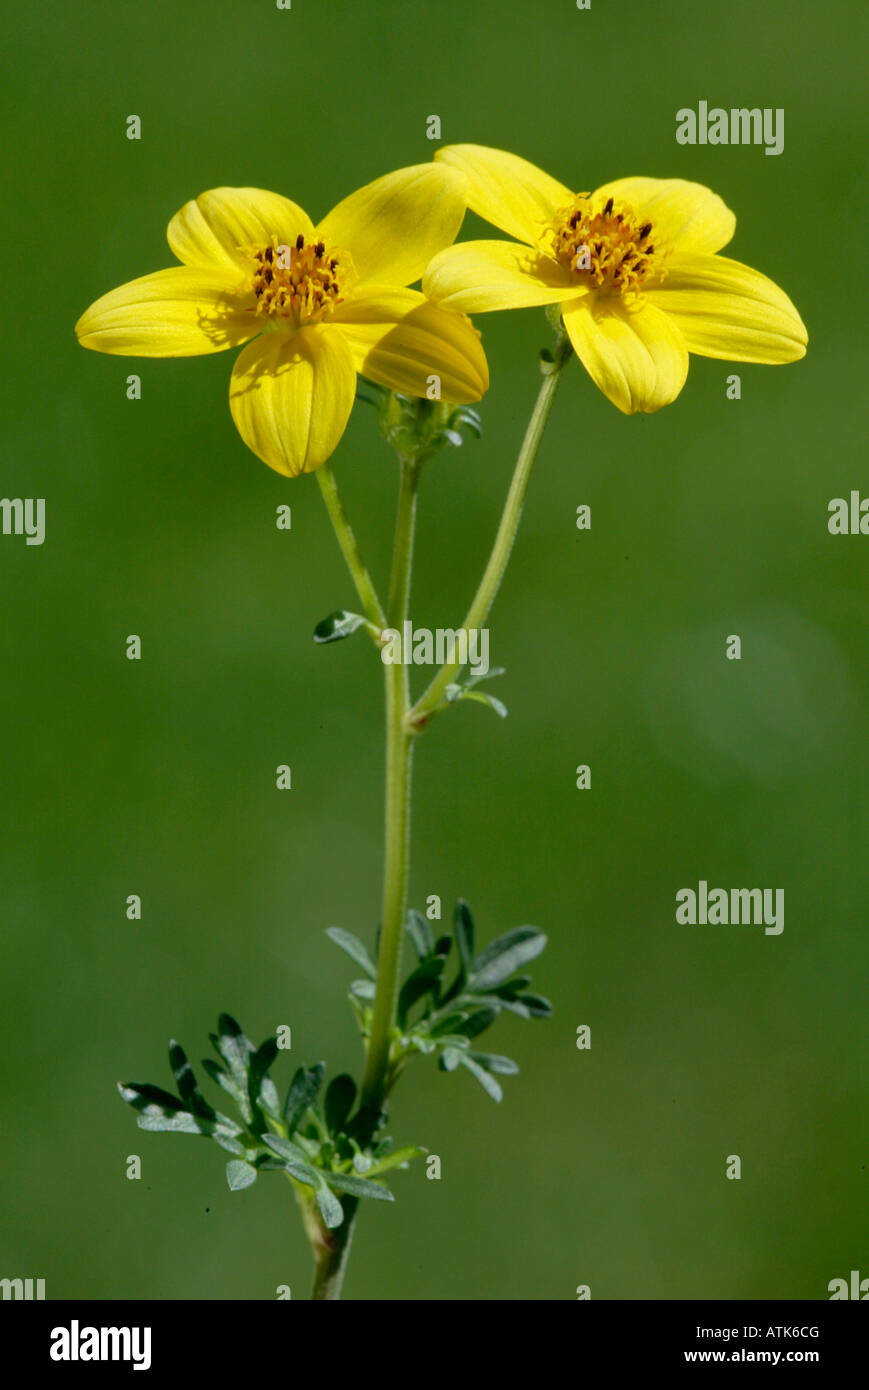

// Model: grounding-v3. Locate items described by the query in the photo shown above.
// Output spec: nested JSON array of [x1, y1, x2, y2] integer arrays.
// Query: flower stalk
[[316, 464, 386, 629], [409, 332, 573, 729]]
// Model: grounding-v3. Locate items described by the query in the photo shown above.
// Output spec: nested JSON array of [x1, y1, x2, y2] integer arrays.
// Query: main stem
[[410, 333, 572, 726], [309, 337, 571, 1296], [362, 457, 419, 1109], [309, 458, 419, 1300]]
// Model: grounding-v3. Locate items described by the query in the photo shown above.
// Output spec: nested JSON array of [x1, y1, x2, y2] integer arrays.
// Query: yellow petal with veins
[[75, 266, 258, 356], [229, 325, 356, 477], [590, 177, 736, 256], [424, 240, 583, 313], [645, 253, 807, 362], [317, 164, 466, 289], [168, 187, 315, 274], [436, 144, 573, 248], [332, 286, 488, 402], [561, 295, 689, 414]]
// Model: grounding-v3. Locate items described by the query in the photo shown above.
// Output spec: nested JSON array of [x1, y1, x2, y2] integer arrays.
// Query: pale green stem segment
[[309, 459, 419, 1300], [362, 457, 420, 1111], [316, 463, 386, 629], [292, 1175, 357, 1302], [409, 333, 572, 728], [309, 1199, 358, 1300]]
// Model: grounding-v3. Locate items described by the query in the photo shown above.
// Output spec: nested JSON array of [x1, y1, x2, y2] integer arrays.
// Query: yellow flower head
[[423, 145, 807, 415], [76, 167, 489, 476]]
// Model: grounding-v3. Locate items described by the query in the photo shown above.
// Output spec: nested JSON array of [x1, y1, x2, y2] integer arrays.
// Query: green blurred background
[[1, 0, 866, 1300]]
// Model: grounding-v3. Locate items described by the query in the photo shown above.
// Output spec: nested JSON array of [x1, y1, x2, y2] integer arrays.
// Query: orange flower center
[[250, 235, 349, 325], [550, 196, 662, 294]]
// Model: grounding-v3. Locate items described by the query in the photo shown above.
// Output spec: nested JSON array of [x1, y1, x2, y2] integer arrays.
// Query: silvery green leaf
[[456, 1052, 503, 1102], [326, 1172, 393, 1202], [363, 1146, 427, 1177], [517, 993, 553, 1018], [226, 1160, 257, 1192], [263, 1133, 311, 1165], [326, 927, 377, 978], [202, 1058, 247, 1112], [210, 1015, 255, 1122], [169, 1042, 216, 1120], [314, 1182, 345, 1230], [439, 1047, 462, 1072], [137, 1110, 203, 1135], [470, 1052, 520, 1075], [454, 900, 475, 976], [313, 610, 367, 644], [349, 978, 376, 999], [213, 1132, 249, 1158], [406, 910, 434, 961], [444, 686, 507, 717], [283, 1062, 325, 1135], [470, 994, 532, 1019], [471, 928, 547, 991], [248, 1036, 281, 1121], [118, 1081, 186, 1115], [466, 665, 505, 690]]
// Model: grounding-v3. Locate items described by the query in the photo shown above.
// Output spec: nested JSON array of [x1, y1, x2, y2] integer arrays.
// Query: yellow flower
[[423, 145, 807, 415], [76, 168, 489, 476]]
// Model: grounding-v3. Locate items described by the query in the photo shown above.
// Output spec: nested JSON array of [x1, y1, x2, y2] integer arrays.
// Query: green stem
[[307, 338, 570, 1295], [317, 463, 386, 629], [309, 1199, 358, 1300], [409, 334, 572, 728], [386, 458, 419, 625], [293, 1173, 358, 1301], [361, 457, 420, 1110]]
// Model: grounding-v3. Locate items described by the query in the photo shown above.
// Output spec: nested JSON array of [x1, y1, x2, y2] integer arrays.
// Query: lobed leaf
[[283, 1062, 326, 1136], [471, 928, 547, 991], [326, 1172, 393, 1202], [169, 1042, 216, 1120]]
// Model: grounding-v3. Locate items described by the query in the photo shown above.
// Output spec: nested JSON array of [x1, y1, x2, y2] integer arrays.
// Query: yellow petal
[[591, 177, 736, 255], [75, 267, 259, 356], [332, 286, 488, 403], [562, 296, 689, 414], [644, 253, 807, 363], [436, 145, 572, 247], [168, 187, 315, 273], [229, 326, 356, 477], [316, 164, 466, 289], [423, 240, 582, 313]]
